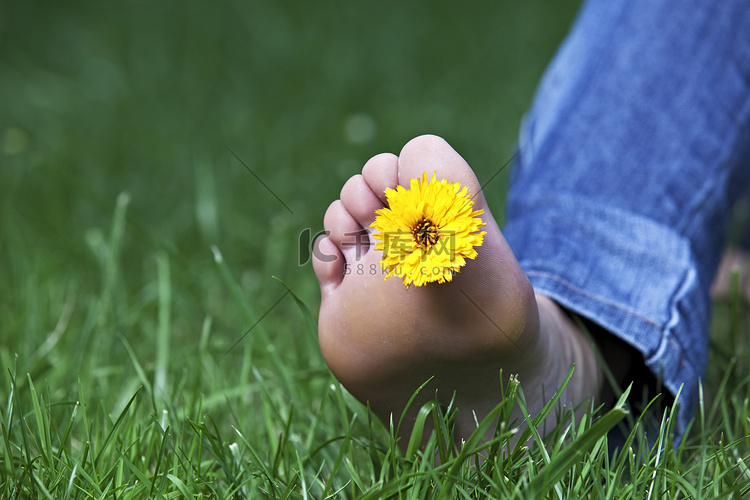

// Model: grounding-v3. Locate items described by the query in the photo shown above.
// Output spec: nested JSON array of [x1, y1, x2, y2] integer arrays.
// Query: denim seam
[[529, 269, 700, 399], [526, 270, 661, 330]]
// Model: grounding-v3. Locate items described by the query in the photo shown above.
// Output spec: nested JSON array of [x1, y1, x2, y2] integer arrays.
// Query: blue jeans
[[503, 0, 750, 433]]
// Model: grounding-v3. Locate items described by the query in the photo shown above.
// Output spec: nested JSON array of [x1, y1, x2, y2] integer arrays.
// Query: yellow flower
[[370, 172, 486, 288]]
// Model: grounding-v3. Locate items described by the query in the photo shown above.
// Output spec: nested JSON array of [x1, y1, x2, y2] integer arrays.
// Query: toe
[[323, 200, 370, 261], [398, 135, 484, 208], [362, 153, 399, 204], [312, 233, 345, 295], [340, 174, 384, 228]]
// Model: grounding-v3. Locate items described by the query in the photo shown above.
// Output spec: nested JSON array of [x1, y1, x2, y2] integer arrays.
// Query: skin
[[313, 135, 603, 446]]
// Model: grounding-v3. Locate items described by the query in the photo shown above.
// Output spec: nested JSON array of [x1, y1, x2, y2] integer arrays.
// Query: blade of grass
[[62, 463, 77, 500], [53, 400, 79, 469], [9, 370, 31, 475], [512, 365, 575, 454], [115, 448, 153, 490], [395, 377, 434, 441], [119, 334, 154, 408], [273, 276, 317, 337], [211, 245, 295, 398], [518, 396, 564, 500], [30, 472, 54, 500], [232, 424, 277, 496], [154, 251, 171, 402], [93, 386, 141, 468], [166, 474, 195, 500], [405, 401, 436, 462], [149, 424, 171, 499], [272, 404, 294, 478], [528, 399, 629, 496], [27, 375, 51, 471]]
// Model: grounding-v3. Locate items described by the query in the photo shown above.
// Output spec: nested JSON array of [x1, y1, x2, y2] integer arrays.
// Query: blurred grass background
[[1, 0, 579, 383], [0, 1, 586, 494]]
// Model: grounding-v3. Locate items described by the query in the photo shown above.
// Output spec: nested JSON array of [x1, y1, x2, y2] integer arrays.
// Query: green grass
[[2, 0, 750, 498]]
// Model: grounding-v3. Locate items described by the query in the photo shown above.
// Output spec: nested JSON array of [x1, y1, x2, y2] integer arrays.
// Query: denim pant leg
[[503, 0, 750, 433]]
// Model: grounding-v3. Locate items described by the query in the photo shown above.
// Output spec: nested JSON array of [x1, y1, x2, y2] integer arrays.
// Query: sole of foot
[[313, 135, 601, 447]]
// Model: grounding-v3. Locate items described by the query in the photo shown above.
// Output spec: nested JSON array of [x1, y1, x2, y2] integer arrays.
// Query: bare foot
[[313, 135, 601, 446]]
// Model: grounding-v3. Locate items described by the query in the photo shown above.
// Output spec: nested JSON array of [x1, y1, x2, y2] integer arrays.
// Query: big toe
[[397, 135, 487, 212]]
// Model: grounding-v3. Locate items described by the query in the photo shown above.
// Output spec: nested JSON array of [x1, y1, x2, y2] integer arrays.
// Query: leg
[[504, 0, 750, 434]]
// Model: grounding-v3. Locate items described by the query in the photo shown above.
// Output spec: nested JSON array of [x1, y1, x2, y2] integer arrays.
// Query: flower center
[[413, 218, 439, 250]]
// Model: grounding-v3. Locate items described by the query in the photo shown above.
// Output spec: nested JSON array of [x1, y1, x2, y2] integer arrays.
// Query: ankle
[[533, 295, 602, 416]]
